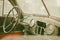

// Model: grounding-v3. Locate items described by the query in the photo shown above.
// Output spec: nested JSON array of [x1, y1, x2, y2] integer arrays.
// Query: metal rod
[[41, 0, 50, 17], [2, 0, 4, 16]]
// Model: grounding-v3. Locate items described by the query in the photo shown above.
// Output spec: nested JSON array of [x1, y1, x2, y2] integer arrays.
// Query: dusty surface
[[0, 34, 60, 40]]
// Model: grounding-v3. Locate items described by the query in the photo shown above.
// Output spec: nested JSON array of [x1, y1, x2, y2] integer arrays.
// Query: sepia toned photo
[[0, 0, 60, 40]]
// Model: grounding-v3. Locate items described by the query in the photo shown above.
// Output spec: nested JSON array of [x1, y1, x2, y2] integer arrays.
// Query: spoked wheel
[[2, 7, 18, 33]]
